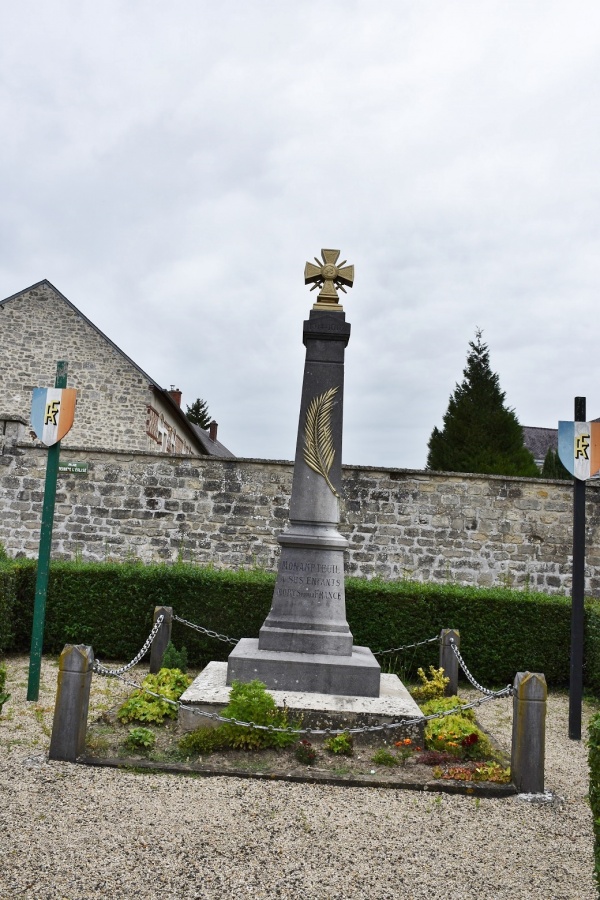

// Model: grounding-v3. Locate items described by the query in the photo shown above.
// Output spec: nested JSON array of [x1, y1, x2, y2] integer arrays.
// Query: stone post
[[48, 644, 94, 762], [511, 671, 547, 794], [149, 606, 173, 674], [439, 629, 460, 696]]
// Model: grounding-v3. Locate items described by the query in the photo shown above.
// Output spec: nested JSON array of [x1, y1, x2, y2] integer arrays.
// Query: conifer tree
[[541, 448, 572, 480], [185, 398, 211, 429], [426, 330, 539, 477]]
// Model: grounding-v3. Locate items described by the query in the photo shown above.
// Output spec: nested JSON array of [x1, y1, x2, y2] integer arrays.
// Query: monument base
[[226, 638, 381, 697], [179, 661, 423, 742]]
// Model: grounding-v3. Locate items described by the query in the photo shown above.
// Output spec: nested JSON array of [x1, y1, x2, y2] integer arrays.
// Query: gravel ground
[[0, 655, 597, 900]]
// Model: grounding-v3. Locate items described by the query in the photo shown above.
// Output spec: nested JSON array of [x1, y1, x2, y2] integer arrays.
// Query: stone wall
[[2, 441, 600, 596]]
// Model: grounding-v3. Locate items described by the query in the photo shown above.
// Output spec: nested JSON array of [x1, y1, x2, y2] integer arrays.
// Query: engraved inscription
[[276, 561, 343, 601]]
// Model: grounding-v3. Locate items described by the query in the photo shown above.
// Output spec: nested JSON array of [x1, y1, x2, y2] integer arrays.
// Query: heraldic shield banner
[[31, 388, 77, 447], [558, 420, 600, 480]]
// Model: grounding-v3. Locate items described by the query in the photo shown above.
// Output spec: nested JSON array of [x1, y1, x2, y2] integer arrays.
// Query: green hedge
[[589, 713, 600, 894], [2, 560, 600, 691], [0, 563, 16, 653]]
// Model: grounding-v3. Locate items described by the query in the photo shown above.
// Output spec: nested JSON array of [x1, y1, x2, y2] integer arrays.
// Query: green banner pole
[[27, 360, 68, 701]]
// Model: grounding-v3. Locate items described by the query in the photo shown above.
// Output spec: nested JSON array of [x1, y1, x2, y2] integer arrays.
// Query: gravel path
[[0, 655, 596, 900]]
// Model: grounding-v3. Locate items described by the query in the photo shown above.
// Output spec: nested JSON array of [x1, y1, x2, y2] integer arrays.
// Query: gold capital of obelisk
[[304, 249, 354, 311]]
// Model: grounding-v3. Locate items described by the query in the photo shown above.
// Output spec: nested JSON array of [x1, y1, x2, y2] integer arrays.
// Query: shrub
[[295, 740, 317, 765], [420, 696, 475, 720], [179, 727, 229, 756], [424, 714, 494, 760], [117, 668, 191, 725], [180, 680, 300, 754], [394, 737, 420, 764], [3, 559, 600, 693], [324, 732, 354, 756], [218, 680, 299, 750], [372, 747, 398, 767], [124, 727, 156, 752], [411, 666, 449, 703], [433, 761, 510, 783], [162, 641, 188, 673]]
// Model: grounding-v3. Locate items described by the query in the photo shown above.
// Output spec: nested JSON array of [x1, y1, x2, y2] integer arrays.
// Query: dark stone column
[[259, 310, 352, 655], [227, 296, 380, 697]]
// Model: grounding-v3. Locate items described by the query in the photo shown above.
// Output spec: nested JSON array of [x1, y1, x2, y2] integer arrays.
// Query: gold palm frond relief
[[303, 386, 339, 497]]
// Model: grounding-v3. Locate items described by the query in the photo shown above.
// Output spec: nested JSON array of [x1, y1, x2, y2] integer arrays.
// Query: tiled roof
[[523, 426, 558, 462]]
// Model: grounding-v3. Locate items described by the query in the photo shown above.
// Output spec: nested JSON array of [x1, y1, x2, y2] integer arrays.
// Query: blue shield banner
[[558, 421, 600, 480], [31, 388, 77, 446]]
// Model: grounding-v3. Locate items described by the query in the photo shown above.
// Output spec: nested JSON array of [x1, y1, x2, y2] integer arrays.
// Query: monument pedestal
[[180, 662, 422, 741], [227, 639, 381, 697]]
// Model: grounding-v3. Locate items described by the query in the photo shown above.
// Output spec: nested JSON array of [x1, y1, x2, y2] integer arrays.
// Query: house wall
[[0, 282, 193, 455], [2, 440, 599, 596]]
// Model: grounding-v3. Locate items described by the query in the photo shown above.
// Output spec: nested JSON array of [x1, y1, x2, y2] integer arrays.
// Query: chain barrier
[[90, 615, 511, 732], [99, 668, 511, 737], [173, 613, 440, 657], [93, 615, 164, 677], [449, 639, 512, 698], [172, 614, 238, 646], [373, 635, 440, 656]]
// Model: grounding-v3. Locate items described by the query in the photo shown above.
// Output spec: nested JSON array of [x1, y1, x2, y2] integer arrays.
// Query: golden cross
[[304, 249, 354, 310]]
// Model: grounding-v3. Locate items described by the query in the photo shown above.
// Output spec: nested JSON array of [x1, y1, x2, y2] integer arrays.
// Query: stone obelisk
[[227, 250, 380, 697]]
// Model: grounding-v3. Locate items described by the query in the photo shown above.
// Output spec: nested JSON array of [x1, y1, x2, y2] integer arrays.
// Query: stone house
[[0, 279, 233, 458]]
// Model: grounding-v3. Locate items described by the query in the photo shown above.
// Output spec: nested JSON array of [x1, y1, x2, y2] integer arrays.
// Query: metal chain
[[93, 615, 164, 677], [374, 635, 440, 656], [449, 639, 512, 697], [103, 669, 511, 737], [171, 615, 439, 658], [172, 614, 238, 645]]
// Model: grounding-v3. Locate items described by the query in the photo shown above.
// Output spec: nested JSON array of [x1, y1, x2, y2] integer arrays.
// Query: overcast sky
[[2, 2, 600, 468]]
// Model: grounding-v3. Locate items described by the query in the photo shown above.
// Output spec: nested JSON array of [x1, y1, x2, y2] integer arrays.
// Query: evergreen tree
[[185, 398, 211, 429], [426, 330, 539, 477], [541, 448, 572, 480]]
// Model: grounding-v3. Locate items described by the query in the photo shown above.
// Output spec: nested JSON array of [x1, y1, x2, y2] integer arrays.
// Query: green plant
[[424, 714, 494, 760], [472, 761, 510, 783], [124, 727, 156, 752], [117, 668, 191, 725], [411, 666, 449, 703], [295, 740, 317, 765], [161, 641, 188, 673], [420, 696, 475, 720], [219, 680, 299, 750], [394, 737, 420, 764], [85, 732, 110, 755], [434, 761, 510, 783], [426, 329, 539, 477], [372, 747, 398, 767], [324, 732, 354, 756], [180, 680, 300, 754], [3, 558, 600, 691], [179, 726, 229, 756]]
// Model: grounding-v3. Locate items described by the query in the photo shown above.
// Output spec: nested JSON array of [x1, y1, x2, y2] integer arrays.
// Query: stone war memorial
[[181, 250, 421, 731]]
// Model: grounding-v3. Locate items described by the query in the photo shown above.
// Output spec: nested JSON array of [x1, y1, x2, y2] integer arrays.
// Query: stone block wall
[[2, 441, 600, 596]]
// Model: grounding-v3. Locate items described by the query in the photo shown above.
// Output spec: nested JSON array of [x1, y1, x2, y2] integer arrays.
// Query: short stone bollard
[[439, 629, 460, 696], [511, 671, 547, 794], [149, 605, 173, 674], [49, 644, 94, 762]]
